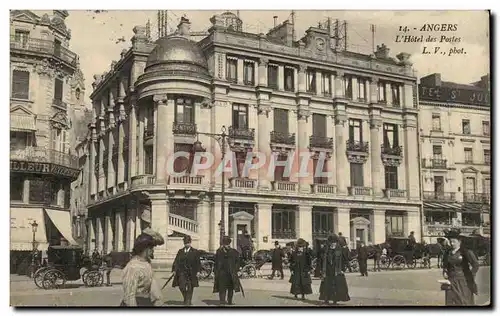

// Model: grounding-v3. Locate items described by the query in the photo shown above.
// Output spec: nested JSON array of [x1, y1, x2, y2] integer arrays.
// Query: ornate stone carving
[[153, 94, 168, 105], [382, 155, 403, 167], [298, 63, 307, 72], [296, 108, 311, 121], [217, 54, 224, 79], [334, 114, 347, 126], [50, 111, 71, 130], [117, 103, 127, 122], [35, 60, 55, 78], [200, 99, 213, 109], [213, 100, 230, 107], [257, 105, 271, 117], [370, 118, 382, 129], [258, 58, 269, 67], [347, 153, 368, 164]]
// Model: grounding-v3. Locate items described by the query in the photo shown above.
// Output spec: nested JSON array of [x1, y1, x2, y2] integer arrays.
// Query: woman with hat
[[121, 229, 164, 307], [442, 229, 479, 306], [319, 234, 350, 305], [213, 236, 241, 305], [172, 235, 201, 306], [289, 238, 313, 300]]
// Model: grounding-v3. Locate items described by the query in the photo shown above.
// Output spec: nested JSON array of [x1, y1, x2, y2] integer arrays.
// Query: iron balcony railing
[[310, 135, 334, 149], [381, 144, 403, 156], [430, 158, 447, 169], [10, 35, 78, 66], [10, 146, 78, 169], [346, 140, 369, 153], [270, 131, 295, 145], [423, 191, 456, 202], [52, 98, 67, 110], [463, 193, 490, 204], [229, 126, 255, 140], [172, 122, 197, 135]]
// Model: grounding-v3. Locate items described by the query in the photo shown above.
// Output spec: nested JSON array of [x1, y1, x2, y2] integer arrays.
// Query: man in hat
[[172, 235, 201, 306], [357, 241, 369, 276], [319, 234, 350, 305], [289, 238, 313, 300], [121, 229, 164, 307], [213, 236, 241, 305], [269, 241, 285, 280], [338, 232, 351, 272]]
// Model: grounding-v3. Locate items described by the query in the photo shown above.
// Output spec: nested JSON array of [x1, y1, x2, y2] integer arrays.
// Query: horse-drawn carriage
[[383, 237, 420, 269], [33, 245, 103, 289]]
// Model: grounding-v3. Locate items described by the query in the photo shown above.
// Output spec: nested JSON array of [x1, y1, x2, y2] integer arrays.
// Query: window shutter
[[54, 78, 63, 100], [12, 70, 30, 99]]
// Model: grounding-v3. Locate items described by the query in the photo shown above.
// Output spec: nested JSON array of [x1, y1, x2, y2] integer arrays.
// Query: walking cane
[[161, 273, 175, 290]]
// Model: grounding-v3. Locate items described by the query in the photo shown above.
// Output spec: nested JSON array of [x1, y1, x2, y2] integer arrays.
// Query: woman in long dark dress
[[442, 230, 479, 306], [289, 238, 313, 299], [319, 234, 350, 305]]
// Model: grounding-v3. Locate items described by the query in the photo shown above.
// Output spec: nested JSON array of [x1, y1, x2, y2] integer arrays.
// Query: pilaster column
[[370, 114, 383, 197], [135, 203, 142, 238], [372, 210, 386, 244], [98, 137, 105, 192], [298, 64, 307, 92], [315, 70, 322, 96], [403, 84, 415, 109], [334, 208, 351, 247], [154, 95, 170, 184], [137, 108, 144, 175], [197, 197, 210, 251], [278, 65, 285, 90], [297, 205, 312, 244], [115, 210, 124, 251], [297, 109, 311, 193], [237, 59, 244, 85], [104, 213, 113, 253], [255, 203, 272, 250], [334, 72, 345, 99], [117, 117, 125, 184], [257, 105, 271, 190], [385, 83, 392, 105], [125, 208, 135, 251], [404, 116, 420, 200], [258, 58, 268, 86], [369, 78, 379, 104], [352, 77, 359, 100], [87, 219, 95, 253], [95, 217, 104, 252], [128, 103, 137, 181], [107, 108, 115, 190], [150, 197, 169, 259], [334, 107, 348, 195], [88, 136, 96, 197]]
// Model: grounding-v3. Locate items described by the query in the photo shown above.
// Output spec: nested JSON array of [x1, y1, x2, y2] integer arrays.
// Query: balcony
[[144, 124, 154, 140], [130, 174, 155, 189], [229, 178, 256, 189], [272, 229, 296, 240], [425, 224, 481, 237], [172, 122, 197, 136], [52, 98, 67, 110], [346, 140, 369, 153], [381, 144, 403, 156], [383, 188, 407, 199], [270, 131, 295, 146], [229, 127, 255, 141], [348, 186, 372, 196], [168, 175, 204, 185], [272, 181, 297, 192], [310, 135, 334, 149], [430, 158, 447, 169], [10, 146, 79, 170], [10, 36, 78, 67], [311, 183, 337, 194], [423, 191, 456, 202], [463, 193, 490, 204], [169, 213, 198, 234]]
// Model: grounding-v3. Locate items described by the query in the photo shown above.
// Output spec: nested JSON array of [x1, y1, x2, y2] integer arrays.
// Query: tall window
[[232, 104, 248, 129], [378, 81, 386, 102], [312, 209, 333, 237], [272, 206, 296, 239], [11, 70, 30, 99], [173, 143, 194, 174], [234, 151, 248, 178], [358, 78, 366, 100], [50, 128, 68, 153], [10, 174, 24, 201], [383, 123, 399, 148], [274, 154, 290, 182], [306, 69, 316, 93], [273, 108, 289, 134], [432, 145, 442, 159], [349, 119, 363, 142], [144, 147, 154, 174], [464, 177, 476, 193], [312, 114, 326, 137], [243, 61, 254, 85], [484, 149, 490, 164], [267, 64, 279, 89], [284, 67, 294, 92], [350, 163, 364, 187], [434, 176, 444, 193], [226, 57, 237, 83], [462, 119, 471, 134], [464, 148, 473, 163], [384, 166, 398, 189], [54, 39, 62, 57], [175, 97, 194, 124], [313, 158, 328, 184], [10, 131, 33, 150], [321, 73, 331, 95], [386, 213, 404, 237], [482, 121, 490, 135], [344, 76, 353, 99], [391, 84, 401, 105], [14, 30, 30, 47], [54, 77, 63, 101], [432, 113, 441, 131]]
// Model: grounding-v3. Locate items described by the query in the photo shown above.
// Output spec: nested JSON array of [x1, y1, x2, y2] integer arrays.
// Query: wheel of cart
[[380, 255, 391, 270], [349, 259, 359, 273], [238, 263, 257, 279], [33, 266, 50, 289], [42, 268, 67, 289], [391, 255, 406, 269], [406, 257, 417, 269], [83, 270, 103, 287]]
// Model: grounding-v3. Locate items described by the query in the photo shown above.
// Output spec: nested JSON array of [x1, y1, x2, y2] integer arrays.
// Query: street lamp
[[30, 220, 38, 275], [193, 126, 230, 246]]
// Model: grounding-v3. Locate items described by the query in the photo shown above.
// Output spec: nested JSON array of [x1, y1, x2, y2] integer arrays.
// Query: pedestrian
[[289, 238, 313, 300], [442, 230, 479, 306], [120, 229, 164, 307], [319, 234, 350, 305], [269, 241, 285, 280], [102, 252, 113, 286], [172, 235, 201, 306], [408, 231, 417, 247], [373, 244, 382, 272], [213, 236, 241, 306], [357, 241, 368, 276], [314, 242, 326, 278], [338, 233, 351, 272]]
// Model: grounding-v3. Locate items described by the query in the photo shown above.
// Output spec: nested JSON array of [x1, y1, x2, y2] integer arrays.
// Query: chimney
[[374, 44, 390, 59], [273, 16, 278, 27]]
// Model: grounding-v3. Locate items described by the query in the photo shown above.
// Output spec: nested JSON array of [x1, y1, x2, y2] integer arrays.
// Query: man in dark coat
[[373, 244, 382, 272], [319, 234, 350, 305], [102, 252, 113, 286], [338, 232, 351, 272], [213, 236, 241, 305], [289, 238, 313, 300], [314, 242, 326, 278], [409, 231, 417, 246], [269, 241, 285, 280], [357, 242, 369, 276], [172, 235, 201, 306]]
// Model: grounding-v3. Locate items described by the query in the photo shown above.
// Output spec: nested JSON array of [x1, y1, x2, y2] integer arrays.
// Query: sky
[[48, 10, 489, 106]]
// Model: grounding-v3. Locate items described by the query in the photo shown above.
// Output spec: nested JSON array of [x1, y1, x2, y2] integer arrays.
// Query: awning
[[44, 208, 78, 245], [423, 202, 463, 210], [10, 114, 36, 132], [10, 207, 49, 251], [461, 203, 484, 213]]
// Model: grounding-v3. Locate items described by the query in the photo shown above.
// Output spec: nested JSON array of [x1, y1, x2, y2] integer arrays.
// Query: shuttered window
[[273, 109, 289, 134], [12, 70, 30, 99], [54, 77, 63, 101]]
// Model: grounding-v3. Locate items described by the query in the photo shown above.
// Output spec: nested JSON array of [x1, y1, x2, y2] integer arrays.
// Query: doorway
[[356, 228, 365, 248]]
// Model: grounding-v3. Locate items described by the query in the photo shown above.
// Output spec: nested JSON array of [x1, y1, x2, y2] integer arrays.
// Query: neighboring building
[[82, 13, 420, 266], [419, 73, 491, 242], [10, 10, 83, 270]]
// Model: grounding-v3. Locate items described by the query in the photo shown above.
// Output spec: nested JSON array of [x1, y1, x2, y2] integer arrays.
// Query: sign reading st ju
[[419, 86, 490, 106], [10, 160, 80, 178]]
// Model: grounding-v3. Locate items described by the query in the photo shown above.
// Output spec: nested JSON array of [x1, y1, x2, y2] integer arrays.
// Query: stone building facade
[[419, 73, 491, 242], [10, 10, 84, 257], [81, 13, 421, 266]]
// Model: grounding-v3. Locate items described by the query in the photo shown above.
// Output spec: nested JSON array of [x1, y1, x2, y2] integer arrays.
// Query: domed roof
[[146, 35, 208, 73]]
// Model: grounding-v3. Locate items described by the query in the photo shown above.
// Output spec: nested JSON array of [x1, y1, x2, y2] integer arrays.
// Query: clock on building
[[316, 38, 326, 51]]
